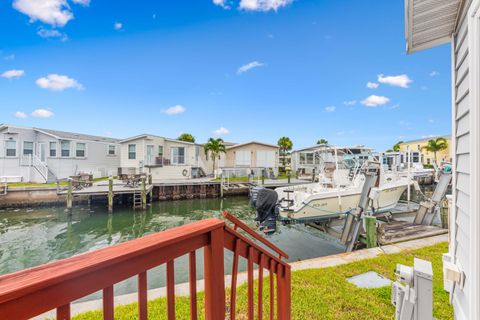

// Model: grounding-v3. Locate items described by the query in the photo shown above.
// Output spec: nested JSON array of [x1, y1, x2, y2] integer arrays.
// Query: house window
[[5, 140, 16, 157], [76, 143, 86, 157], [128, 144, 136, 159], [61, 141, 70, 157], [306, 153, 314, 165], [171, 147, 185, 165], [412, 152, 420, 163], [158, 146, 164, 157], [299, 153, 306, 165], [23, 141, 33, 155], [49, 142, 57, 157], [108, 145, 116, 155]]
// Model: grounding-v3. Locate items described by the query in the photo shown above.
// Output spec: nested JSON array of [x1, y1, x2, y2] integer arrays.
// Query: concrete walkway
[[34, 234, 447, 319]]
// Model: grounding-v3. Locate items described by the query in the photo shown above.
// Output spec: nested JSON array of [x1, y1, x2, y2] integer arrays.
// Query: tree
[[422, 137, 448, 164], [393, 141, 404, 152], [317, 139, 328, 145], [203, 138, 226, 175], [277, 137, 293, 166], [177, 133, 196, 143]]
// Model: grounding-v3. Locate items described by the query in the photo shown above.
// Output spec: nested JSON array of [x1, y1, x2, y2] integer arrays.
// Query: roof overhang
[[226, 141, 279, 150], [405, 0, 464, 53]]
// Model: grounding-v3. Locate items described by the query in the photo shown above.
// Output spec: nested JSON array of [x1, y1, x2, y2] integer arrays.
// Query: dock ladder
[[133, 189, 143, 209]]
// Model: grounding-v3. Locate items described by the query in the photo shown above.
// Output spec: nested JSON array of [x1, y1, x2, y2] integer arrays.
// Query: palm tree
[[204, 138, 226, 175], [317, 139, 328, 145], [277, 137, 293, 166], [177, 133, 195, 143], [393, 141, 404, 152], [422, 137, 448, 164]]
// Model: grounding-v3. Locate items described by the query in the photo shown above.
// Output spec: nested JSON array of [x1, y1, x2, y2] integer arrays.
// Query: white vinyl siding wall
[[235, 151, 251, 166], [256, 150, 276, 168], [451, 2, 478, 318]]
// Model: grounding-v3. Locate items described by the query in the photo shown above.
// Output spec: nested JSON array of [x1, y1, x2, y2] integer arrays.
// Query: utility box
[[391, 258, 434, 320]]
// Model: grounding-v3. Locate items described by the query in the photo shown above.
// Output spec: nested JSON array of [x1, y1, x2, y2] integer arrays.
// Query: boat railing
[[0, 217, 291, 320]]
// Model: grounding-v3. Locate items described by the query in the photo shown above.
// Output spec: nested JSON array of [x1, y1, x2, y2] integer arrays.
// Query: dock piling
[[365, 216, 377, 248], [66, 178, 73, 211], [141, 177, 147, 210], [108, 176, 114, 213], [148, 174, 153, 203]]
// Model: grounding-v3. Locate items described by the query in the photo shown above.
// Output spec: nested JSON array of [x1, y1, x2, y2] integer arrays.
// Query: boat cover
[[255, 188, 278, 223]]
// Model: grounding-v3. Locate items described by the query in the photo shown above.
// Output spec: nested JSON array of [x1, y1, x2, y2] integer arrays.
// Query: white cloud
[[36, 74, 83, 91], [389, 104, 400, 110], [361, 95, 390, 107], [31, 109, 54, 118], [37, 27, 67, 40], [428, 119, 435, 123], [213, 0, 230, 9], [3, 54, 15, 61], [337, 130, 354, 136], [377, 74, 412, 88], [162, 105, 186, 115], [343, 100, 356, 106], [13, 0, 73, 27], [237, 61, 264, 74], [366, 82, 379, 89], [325, 106, 336, 112], [1, 69, 25, 79], [429, 71, 439, 77], [239, 0, 292, 11], [213, 127, 230, 135], [14, 111, 28, 119], [114, 22, 123, 30], [71, 0, 90, 6]]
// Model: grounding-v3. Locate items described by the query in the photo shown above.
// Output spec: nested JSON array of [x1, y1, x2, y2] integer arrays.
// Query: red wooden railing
[[0, 214, 291, 320]]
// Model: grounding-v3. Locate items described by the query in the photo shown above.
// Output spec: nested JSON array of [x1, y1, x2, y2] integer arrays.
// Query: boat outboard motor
[[255, 188, 278, 234], [249, 186, 264, 207]]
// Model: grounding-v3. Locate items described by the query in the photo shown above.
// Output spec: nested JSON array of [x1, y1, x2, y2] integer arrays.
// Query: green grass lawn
[[73, 242, 452, 320]]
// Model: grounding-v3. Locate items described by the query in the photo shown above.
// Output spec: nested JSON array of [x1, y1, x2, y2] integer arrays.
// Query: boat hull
[[279, 184, 407, 221]]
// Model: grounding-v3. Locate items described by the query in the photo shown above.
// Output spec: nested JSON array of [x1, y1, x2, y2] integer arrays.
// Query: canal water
[[0, 196, 345, 300]]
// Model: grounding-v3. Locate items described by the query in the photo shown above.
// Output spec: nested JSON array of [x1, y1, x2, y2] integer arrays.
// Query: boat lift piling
[[342, 164, 380, 252]]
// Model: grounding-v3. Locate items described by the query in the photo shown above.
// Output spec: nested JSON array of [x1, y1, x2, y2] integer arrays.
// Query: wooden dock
[[59, 177, 154, 212]]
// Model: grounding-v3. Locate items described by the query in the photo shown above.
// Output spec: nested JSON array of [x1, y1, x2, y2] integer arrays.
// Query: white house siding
[[120, 137, 152, 171], [119, 136, 213, 177], [451, 1, 476, 318], [0, 126, 120, 182]]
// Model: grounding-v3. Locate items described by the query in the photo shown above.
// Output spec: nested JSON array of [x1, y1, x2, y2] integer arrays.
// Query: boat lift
[[312, 163, 451, 252]]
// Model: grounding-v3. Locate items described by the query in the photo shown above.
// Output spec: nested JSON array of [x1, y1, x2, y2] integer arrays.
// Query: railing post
[[204, 227, 225, 320], [277, 265, 291, 320]]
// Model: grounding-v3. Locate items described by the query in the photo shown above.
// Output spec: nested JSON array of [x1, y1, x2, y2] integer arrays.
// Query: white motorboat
[[276, 172, 411, 221], [274, 146, 415, 222]]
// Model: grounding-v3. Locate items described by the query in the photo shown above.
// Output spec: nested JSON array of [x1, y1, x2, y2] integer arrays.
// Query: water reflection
[[0, 197, 345, 299]]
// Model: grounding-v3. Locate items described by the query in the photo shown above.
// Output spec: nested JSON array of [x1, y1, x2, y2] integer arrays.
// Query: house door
[[38, 143, 47, 162], [146, 145, 154, 165]]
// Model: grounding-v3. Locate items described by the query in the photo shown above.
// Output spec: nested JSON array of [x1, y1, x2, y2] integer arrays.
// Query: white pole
[[407, 147, 411, 208], [333, 147, 339, 188]]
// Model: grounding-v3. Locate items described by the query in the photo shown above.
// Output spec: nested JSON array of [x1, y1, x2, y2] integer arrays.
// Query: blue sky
[[0, 0, 452, 151]]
